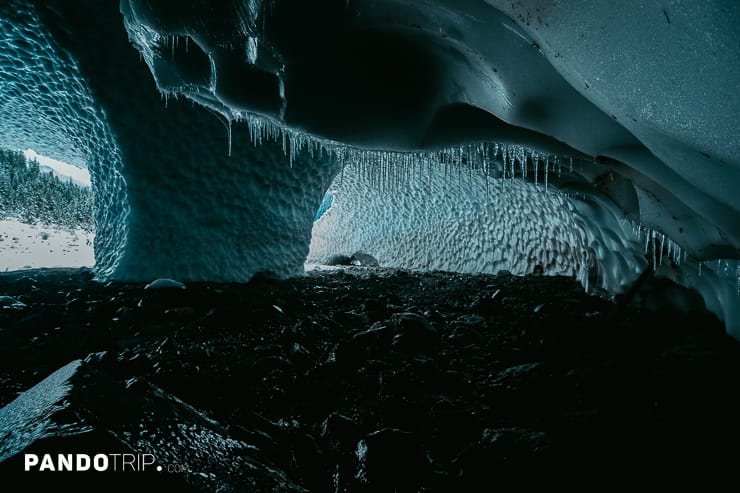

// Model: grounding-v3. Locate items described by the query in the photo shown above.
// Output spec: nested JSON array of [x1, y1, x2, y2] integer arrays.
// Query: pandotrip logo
[[24, 453, 164, 473]]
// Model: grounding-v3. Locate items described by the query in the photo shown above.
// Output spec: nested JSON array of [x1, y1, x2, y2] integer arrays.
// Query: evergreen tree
[[0, 149, 93, 231]]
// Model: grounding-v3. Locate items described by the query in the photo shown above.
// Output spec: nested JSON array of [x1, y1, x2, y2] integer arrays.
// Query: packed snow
[[0, 220, 94, 271]]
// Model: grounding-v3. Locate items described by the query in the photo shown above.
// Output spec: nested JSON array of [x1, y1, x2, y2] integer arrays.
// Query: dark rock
[[326, 254, 353, 266], [490, 362, 544, 387], [1, 267, 737, 489], [289, 315, 344, 340], [0, 356, 304, 491], [454, 313, 486, 328], [409, 355, 441, 382], [285, 430, 325, 492], [0, 295, 25, 309], [422, 308, 445, 323], [318, 413, 363, 492], [181, 345, 210, 365], [389, 312, 438, 353], [469, 294, 501, 315], [352, 323, 392, 351], [350, 252, 379, 267], [426, 398, 484, 462], [290, 342, 311, 360], [164, 306, 196, 318], [252, 355, 293, 375], [12, 311, 48, 333], [447, 325, 484, 346], [455, 427, 550, 482], [331, 339, 367, 369], [118, 352, 154, 375], [361, 298, 389, 321], [321, 413, 361, 454], [355, 428, 431, 491]]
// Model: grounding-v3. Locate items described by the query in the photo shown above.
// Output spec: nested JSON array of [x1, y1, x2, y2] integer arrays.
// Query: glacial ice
[[0, 1, 737, 335], [144, 278, 186, 290], [308, 164, 599, 288], [0, 1, 127, 278], [0, 359, 86, 462]]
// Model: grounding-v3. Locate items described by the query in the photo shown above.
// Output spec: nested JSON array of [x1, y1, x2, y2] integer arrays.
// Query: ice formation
[[309, 165, 598, 285], [0, 1, 737, 334], [144, 278, 186, 290], [0, 1, 126, 278]]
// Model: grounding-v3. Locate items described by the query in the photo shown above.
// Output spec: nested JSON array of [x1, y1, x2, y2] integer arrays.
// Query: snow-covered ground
[[0, 219, 94, 271]]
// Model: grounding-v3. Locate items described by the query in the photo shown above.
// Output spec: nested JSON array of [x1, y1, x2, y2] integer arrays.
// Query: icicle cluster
[[631, 223, 740, 296], [631, 223, 686, 269], [700, 260, 740, 296], [126, 15, 587, 194], [711, 259, 740, 296], [229, 112, 586, 192]]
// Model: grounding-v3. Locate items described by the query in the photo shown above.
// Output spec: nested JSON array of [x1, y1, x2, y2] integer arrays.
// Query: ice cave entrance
[[0, 148, 94, 271]]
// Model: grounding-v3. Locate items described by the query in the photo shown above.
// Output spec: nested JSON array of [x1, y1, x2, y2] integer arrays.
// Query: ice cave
[[1, 0, 737, 333], [0, 0, 739, 489]]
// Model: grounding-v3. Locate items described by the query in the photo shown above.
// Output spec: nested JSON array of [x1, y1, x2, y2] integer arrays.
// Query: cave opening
[[0, 148, 94, 271]]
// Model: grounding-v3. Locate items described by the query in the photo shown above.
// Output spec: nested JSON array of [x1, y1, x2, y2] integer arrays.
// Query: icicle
[[457, 150, 463, 186], [659, 233, 665, 265], [509, 148, 514, 180], [534, 158, 539, 188], [676, 242, 681, 263], [247, 36, 259, 64], [699, 261, 703, 277], [227, 118, 232, 157], [651, 231, 657, 269], [544, 157, 549, 192]]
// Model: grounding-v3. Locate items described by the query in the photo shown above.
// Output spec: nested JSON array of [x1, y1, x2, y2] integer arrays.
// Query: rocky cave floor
[[1, 267, 740, 490]]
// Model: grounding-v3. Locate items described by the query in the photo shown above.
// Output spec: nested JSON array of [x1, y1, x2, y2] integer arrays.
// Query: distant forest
[[0, 149, 93, 231]]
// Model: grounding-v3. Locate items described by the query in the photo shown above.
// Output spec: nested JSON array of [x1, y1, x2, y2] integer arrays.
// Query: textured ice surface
[[0, 1, 126, 278], [309, 166, 595, 281], [488, 0, 740, 261], [491, 0, 740, 209], [116, 0, 739, 261], [144, 278, 186, 290], [8, 0, 341, 282], [0, 359, 84, 462], [309, 163, 649, 296], [0, 1, 737, 332]]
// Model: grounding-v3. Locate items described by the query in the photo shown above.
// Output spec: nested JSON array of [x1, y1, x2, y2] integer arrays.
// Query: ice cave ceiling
[[0, 0, 738, 333]]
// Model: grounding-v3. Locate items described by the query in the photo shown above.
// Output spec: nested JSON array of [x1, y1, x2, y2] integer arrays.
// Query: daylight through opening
[[0, 148, 94, 271]]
